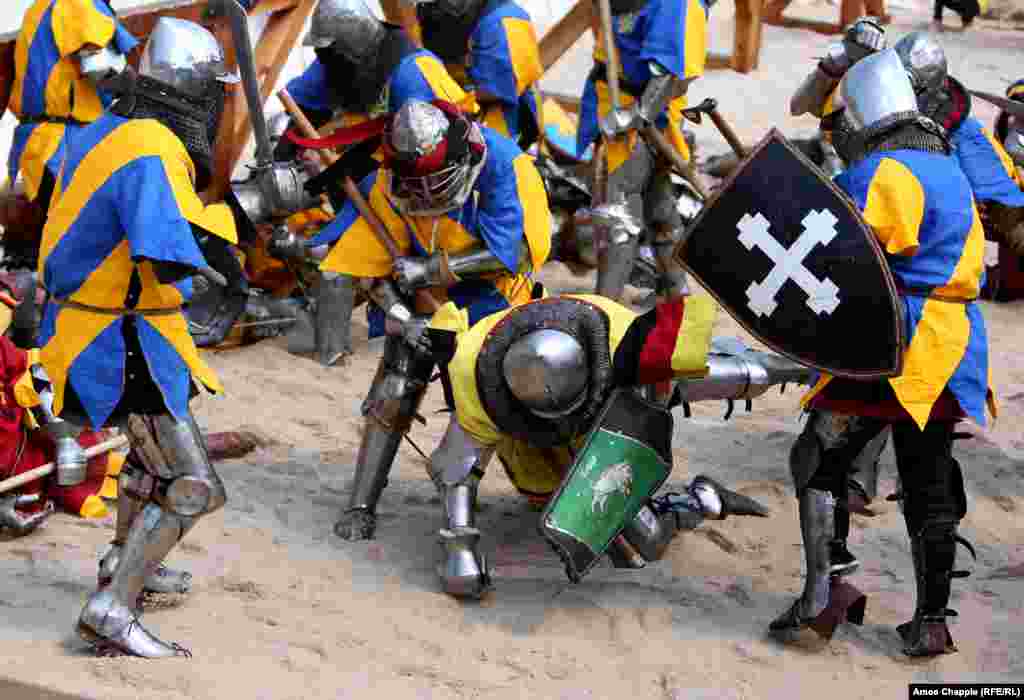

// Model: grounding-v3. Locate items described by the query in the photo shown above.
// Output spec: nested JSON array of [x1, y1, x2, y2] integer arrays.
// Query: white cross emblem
[[737, 209, 842, 318]]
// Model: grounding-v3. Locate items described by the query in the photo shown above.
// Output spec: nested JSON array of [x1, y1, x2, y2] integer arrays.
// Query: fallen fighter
[[421, 291, 815, 598]]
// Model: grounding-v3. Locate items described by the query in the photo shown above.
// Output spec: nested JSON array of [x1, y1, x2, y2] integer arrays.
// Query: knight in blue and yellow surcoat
[[772, 49, 992, 659], [303, 99, 549, 544], [577, 0, 707, 304], [40, 18, 247, 659], [8, 0, 136, 211], [414, 0, 544, 149]]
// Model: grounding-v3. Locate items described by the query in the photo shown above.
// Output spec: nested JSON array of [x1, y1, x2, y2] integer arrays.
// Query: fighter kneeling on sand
[[419, 289, 815, 598]]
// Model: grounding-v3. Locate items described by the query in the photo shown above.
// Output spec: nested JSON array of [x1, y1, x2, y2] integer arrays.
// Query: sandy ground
[[2, 1, 1024, 698]]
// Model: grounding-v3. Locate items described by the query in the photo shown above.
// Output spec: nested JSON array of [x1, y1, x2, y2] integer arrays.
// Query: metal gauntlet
[[637, 67, 681, 126], [77, 45, 128, 86], [229, 163, 318, 226], [28, 364, 87, 486]]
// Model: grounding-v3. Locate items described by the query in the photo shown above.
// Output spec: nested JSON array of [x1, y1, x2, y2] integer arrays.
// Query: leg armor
[[430, 416, 495, 598], [890, 422, 976, 656], [594, 143, 651, 302], [789, 411, 886, 576], [334, 335, 434, 541], [77, 412, 225, 658], [644, 167, 690, 302], [847, 426, 890, 513], [98, 457, 193, 600], [615, 475, 770, 563], [314, 271, 355, 367]]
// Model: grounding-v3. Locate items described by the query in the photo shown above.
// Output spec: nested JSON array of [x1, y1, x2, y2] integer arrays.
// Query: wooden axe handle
[[0, 435, 129, 496]]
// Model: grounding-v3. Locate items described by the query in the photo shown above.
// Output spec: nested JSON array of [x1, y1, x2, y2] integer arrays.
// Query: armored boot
[[314, 271, 355, 367], [79, 503, 196, 658], [438, 478, 492, 598], [770, 489, 866, 640], [334, 336, 433, 541], [898, 520, 975, 656], [613, 475, 770, 565], [430, 417, 494, 598], [98, 461, 192, 602]]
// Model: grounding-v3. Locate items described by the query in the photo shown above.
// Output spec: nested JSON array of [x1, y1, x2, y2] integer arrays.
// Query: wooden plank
[[541, 91, 581, 114], [539, 0, 593, 71], [731, 0, 762, 73], [379, 0, 420, 40]]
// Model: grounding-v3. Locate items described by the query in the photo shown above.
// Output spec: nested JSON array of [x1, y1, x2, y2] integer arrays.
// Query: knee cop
[[123, 414, 227, 517]]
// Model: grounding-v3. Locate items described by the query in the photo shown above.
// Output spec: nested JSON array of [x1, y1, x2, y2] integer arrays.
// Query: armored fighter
[[421, 292, 810, 598], [274, 0, 476, 162], [3, 0, 137, 347], [409, 0, 544, 149], [994, 80, 1024, 170], [287, 99, 551, 541], [576, 0, 705, 303], [7, 0, 136, 222], [770, 49, 993, 657], [37, 18, 246, 657]]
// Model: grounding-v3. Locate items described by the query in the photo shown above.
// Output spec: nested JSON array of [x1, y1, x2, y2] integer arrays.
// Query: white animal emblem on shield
[[591, 462, 633, 515], [736, 210, 842, 318]]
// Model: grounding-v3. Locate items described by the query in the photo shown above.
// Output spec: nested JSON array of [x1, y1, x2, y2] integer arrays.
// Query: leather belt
[[54, 298, 181, 316], [18, 115, 87, 127], [898, 286, 976, 304]]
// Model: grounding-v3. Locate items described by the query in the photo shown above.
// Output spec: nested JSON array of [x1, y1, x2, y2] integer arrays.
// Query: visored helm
[[408, 0, 484, 63], [502, 329, 589, 419], [836, 48, 919, 132], [893, 31, 947, 97], [139, 17, 237, 100], [842, 16, 886, 64], [304, 0, 386, 64], [384, 100, 487, 216]]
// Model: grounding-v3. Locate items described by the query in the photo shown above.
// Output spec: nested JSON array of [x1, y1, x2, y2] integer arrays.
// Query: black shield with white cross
[[674, 129, 904, 379]]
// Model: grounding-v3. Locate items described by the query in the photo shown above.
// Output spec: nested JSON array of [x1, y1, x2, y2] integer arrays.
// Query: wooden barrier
[[762, 0, 889, 35]]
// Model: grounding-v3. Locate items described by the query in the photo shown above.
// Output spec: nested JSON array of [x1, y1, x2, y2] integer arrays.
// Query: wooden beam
[[762, 0, 888, 35], [539, 0, 593, 71], [379, 0, 420, 40], [731, 0, 762, 73], [541, 91, 582, 114]]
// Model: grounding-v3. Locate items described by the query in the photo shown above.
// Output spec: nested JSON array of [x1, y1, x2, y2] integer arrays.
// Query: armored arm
[[600, 62, 688, 139], [228, 163, 320, 229], [26, 364, 87, 487], [391, 241, 531, 293], [791, 43, 848, 118]]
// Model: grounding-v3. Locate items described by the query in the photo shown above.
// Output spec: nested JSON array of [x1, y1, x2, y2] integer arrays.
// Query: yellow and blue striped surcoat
[[309, 126, 551, 336], [8, 0, 137, 200], [38, 115, 238, 428], [578, 0, 708, 173], [458, 0, 543, 145], [808, 149, 994, 429]]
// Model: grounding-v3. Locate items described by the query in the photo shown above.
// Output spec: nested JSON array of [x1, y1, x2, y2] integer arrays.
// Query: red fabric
[[808, 380, 966, 423], [284, 116, 390, 150], [636, 298, 685, 385], [0, 337, 110, 517]]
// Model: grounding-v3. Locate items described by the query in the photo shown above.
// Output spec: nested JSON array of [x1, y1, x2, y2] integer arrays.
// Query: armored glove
[[391, 254, 456, 294], [267, 227, 309, 261], [0, 493, 54, 535], [54, 435, 88, 487], [599, 104, 641, 140], [818, 41, 852, 79], [395, 314, 433, 354]]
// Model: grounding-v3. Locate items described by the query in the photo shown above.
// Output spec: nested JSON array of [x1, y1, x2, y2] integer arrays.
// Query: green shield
[[539, 389, 674, 583]]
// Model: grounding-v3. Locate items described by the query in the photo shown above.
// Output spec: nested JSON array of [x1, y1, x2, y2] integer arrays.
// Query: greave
[[899, 520, 965, 656], [596, 230, 640, 302], [335, 337, 433, 541], [315, 272, 355, 367], [98, 481, 193, 596], [652, 226, 690, 301], [438, 478, 491, 598], [799, 489, 835, 619], [79, 502, 195, 658]]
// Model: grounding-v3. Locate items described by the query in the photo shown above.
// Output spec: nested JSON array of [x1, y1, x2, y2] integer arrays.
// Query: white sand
[[1, 1, 1023, 697]]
